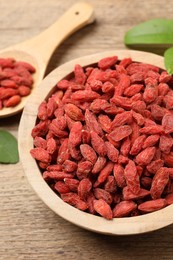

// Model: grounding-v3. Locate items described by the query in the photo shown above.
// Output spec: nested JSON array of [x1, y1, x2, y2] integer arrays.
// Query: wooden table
[[1, 0, 173, 259]]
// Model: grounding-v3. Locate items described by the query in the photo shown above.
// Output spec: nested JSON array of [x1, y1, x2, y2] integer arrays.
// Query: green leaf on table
[[0, 130, 19, 164], [124, 19, 173, 48], [164, 47, 173, 75]]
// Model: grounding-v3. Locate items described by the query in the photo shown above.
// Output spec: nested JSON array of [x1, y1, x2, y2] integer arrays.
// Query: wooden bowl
[[18, 50, 173, 235]]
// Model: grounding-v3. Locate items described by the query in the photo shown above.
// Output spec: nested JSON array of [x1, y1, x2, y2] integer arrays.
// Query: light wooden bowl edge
[[18, 49, 173, 235]]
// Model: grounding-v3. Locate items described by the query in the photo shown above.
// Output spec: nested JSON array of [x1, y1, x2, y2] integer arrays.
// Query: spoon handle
[[17, 2, 95, 65]]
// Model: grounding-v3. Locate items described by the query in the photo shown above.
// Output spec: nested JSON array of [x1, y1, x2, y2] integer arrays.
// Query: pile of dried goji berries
[[30, 55, 173, 220], [0, 58, 35, 109]]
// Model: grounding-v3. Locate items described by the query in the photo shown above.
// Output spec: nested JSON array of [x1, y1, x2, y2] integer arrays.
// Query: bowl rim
[[18, 49, 173, 235]]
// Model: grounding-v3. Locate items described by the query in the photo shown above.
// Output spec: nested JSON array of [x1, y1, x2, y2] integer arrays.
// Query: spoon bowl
[[0, 49, 41, 117], [0, 2, 95, 118]]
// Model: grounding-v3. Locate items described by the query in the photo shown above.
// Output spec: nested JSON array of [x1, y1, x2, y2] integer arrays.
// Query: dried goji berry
[[139, 125, 164, 135], [62, 160, 77, 173], [93, 199, 113, 220], [150, 104, 165, 121], [113, 74, 131, 96], [1, 79, 17, 88], [98, 56, 118, 70], [162, 152, 173, 167], [120, 137, 131, 157], [132, 110, 145, 126], [33, 136, 47, 149], [113, 164, 126, 188], [71, 90, 100, 102], [78, 178, 92, 200], [104, 176, 117, 193], [105, 141, 119, 162], [61, 193, 88, 211], [77, 160, 93, 177], [108, 125, 132, 142], [0, 58, 14, 68], [138, 199, 167, 213], [130, 135, 146, 156], [14, 61, 36, 73], [159, 134, 173, 154], [146, 159, 164, 174], [124, 84, 143, 97], [96, 161, 114, 185], [30, 147, 51, 163], [150, 167, 169, 199], [68, 121, 82, 147], [102, 81, 114, 93], [43, 171, 74, 181], [89, 98, 107, 114], [124, 160, 140, 195], [123, 186, 150, 200], [165, 193, 173, 205], [47, 137, 57, 154], [64, 103, 84, 121], [159, 71, 172, 83], [98, 114, 112, 133], [57, 138, 70, 164], [86, 192, 96, 214], [80, 144, 97, 164], [113, 200, 137, 218], [4, 95, 21, 107], [47, 97, 58, 118], [81, 129, 91, 144], [54, 181, 70, 194], [111, 111, 132, 129], [162, 113, 173, 134], [90, 131, 107, 157], [49, 121, 68, 138], [85, 109, 103, 137], [64, 178, 79, 192], [94, 188, 113, 204], [92, 156, 107, 174], [135, 146, 156, 166], [74, 64, 86, 85], [158, 83, 169, 96]]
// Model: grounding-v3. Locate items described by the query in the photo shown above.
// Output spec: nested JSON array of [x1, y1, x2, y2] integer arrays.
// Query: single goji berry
[[138, 199, 167, 213], [61, 192, 88, 211], [113, 164, 126, 188], [78, 178, 92, 200], [93, 199, 113, 220], [90, 131, 107, 157], [108, 125, 132, 142], [30, 147, 51, 163], [135, 147, 156, 166], [98, 56, 118, 70], [150, 167, 169, 199], [105, 141, 119, 162], [124, 160, 140, 195], [80, 144, 97, 164], [123, 186, 150, 200], [4, 95, 21, 107], [113, 201, 137, 218]]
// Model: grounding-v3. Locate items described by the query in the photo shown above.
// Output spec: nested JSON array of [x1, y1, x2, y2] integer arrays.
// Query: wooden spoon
[[0, 2, 95, 118]]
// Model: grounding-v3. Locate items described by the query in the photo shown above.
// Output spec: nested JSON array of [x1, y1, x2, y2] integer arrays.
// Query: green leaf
[[124, 19, 173, 47], [0, 130, 19, 164], [164, 47, 173, 75]]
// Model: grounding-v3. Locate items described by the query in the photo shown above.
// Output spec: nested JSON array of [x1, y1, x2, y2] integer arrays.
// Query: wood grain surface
[[1, 0, 173, 259]]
